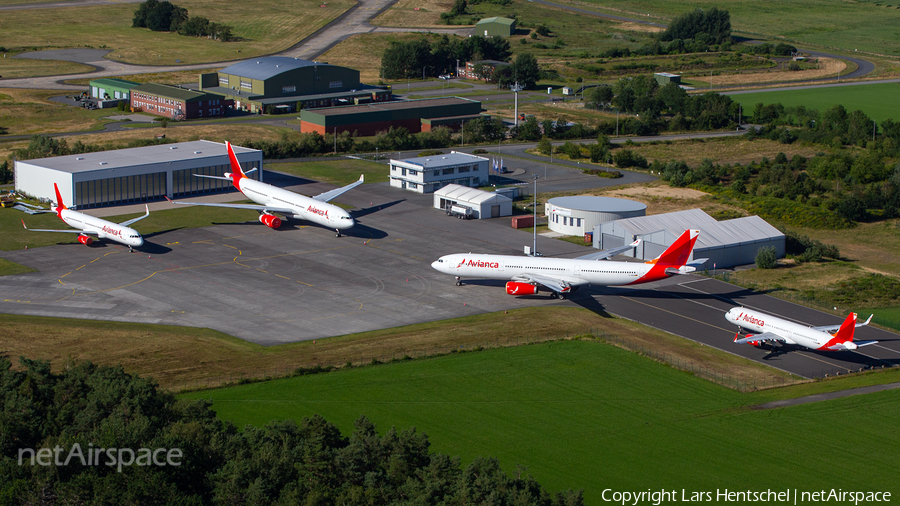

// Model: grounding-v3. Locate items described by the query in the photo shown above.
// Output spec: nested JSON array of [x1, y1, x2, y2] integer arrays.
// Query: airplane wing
[[576, 239, 640, 261], [165, 197, 294, 215], [513, 273, 587, 294], [21, 219, 96, 234], [733, 332, 786, 345], [312, 175, 364, 203], [811, 314, 873, 333], [119, 205, 150, 227]]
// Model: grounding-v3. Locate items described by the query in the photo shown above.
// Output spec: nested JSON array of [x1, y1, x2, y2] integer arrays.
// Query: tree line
[[380, 35, 511, 80], [132, 0, 235, 41], [0, 356, 583, 505]]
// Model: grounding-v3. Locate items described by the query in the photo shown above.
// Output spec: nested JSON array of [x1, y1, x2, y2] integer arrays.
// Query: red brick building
[[131, 83, 229, 120]]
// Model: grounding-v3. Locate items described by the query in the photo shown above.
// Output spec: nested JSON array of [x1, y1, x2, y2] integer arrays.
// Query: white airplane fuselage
[[726, 307, 855, 351], [432, 253, 665, 287], [238, 178, 355, 230], [58, 208, 144, 248]]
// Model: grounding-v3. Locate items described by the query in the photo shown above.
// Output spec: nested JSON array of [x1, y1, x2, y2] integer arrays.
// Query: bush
[[755, 246, 777, 269]]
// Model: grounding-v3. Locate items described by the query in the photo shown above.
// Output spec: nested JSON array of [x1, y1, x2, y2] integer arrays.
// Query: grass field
[[269, 159, 389, 186], [0, 0, 354, 65], [730, 82, 900, 123], [0, 52, 94, 79], [180, 340, 900, 503], [562, 0, 900, 56]]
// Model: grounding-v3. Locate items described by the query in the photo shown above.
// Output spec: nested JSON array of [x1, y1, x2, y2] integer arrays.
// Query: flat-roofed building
[[14, 141, 261, 209], [130, 83, 228, 119], [389, 151, 489, 194], [300, 97, 483, 136]]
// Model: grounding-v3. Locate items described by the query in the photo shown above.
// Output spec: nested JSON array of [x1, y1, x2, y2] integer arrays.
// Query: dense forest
[[0, 356, 583, 505]]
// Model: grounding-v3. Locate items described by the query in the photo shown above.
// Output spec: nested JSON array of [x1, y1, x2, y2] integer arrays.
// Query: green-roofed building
[[130, 83, 228, 120], [89, 78, 140, 101], [476, 17, 516, 37]]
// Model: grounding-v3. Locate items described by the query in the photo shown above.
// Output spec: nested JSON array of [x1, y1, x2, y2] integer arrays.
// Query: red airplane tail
[[225, 141, 247, 191], [647, 229, 699, 267], [832, 312, 857, 345], [52, 183, 67, 220]]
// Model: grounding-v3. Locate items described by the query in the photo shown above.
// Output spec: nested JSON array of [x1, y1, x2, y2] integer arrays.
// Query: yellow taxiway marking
[[75, 272, 156, 296], [3, 299, 31, 303], [167, 241, 180, 245], [257, 268, 268, 273], [171, 310, 185, 313], [75, 265, 86, 271], [275, 274, 291, 280], [60, 272, 71, 279], [222, 244, 237, 250], [296, 280, 314, 286], [192, 240, 215, 244]]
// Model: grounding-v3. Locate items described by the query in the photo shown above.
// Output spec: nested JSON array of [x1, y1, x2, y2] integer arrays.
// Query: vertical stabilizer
[[832, 312, 858, 345], [647, 229, 699, 267], [225, 141, 247, 192], [52, 183, 67, 220]]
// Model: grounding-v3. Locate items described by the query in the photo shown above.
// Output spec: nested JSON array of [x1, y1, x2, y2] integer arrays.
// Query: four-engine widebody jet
[[431, 229, 706, 299], [166, 141, 364, 237], [21, 183, 149, 252], [727, 307, 876, 351]]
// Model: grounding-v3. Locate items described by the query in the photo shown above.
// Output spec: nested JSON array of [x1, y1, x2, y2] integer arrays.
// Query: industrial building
[[591, 208, 785, 269], [199, 56, 391, 114], [546, 196, 646, 236], [300, 97, 483, 136], [461, 60, 511, 81], [390, 151, 489, 193], [433, 184, 512, 219], [653, 72, 682, 86], [476, 17, 516, 37], [14, 141, 262, 209], [130, 83, 227, 119]]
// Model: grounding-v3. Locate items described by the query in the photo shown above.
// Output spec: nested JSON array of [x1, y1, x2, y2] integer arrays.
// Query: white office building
[[389, 151, 489, 193]]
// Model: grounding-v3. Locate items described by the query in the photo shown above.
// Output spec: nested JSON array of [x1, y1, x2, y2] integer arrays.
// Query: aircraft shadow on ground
[[137, 242, 173, 255], [342, 223, 387, 240], [351, 200, 405, 219], [261, 170, 316, 187]]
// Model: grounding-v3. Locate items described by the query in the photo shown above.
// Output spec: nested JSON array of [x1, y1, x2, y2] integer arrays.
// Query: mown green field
[[268, 159, 388, 186], [571, 0, 900, 56], [729, 82, 900, 123], [181, 340, 900, 503]]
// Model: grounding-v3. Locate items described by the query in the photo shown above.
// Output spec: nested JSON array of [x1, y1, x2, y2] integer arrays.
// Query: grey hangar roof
[[23, 141, 258, 174], [219, 57, 331, 80], [606, 209, 783, 250], [548, 196, 647, 213]]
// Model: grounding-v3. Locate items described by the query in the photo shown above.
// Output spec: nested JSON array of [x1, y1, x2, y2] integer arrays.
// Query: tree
[[133, 0, 187, 31], [755, 246, 777, 269], [537, 136, 552, 155], [450, 0, 467, 16], [510, 52, 540, 89], [659, 7, 731, 44]]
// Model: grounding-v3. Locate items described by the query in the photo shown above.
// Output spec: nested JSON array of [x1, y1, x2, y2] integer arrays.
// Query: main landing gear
[[335, 228, 342, 238], [550, 291, 566, 300], [129, 246, 133, 253], [455, 276, 463, 286]]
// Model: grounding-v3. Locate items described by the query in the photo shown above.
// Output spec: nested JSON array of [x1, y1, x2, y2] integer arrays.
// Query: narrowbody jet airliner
[[727, 307, 876, 351], [167, 141, 364, 237], [431, 229, 705, 299], [21, 183, 148, 252]]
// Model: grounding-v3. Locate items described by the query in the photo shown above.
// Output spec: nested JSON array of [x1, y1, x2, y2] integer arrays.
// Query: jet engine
[[506, 281, 538, 295], [259, 213, 282, 229], [77, 235, 94, 246]]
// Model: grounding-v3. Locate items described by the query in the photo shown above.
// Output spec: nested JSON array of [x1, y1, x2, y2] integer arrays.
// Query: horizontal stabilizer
[[576, 239, 641, 261], [193, 174, 233, 181], [165, 197, 293, 214]]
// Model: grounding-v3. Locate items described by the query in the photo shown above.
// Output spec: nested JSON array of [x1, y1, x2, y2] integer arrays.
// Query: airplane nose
[[136, 237, 144, 247]]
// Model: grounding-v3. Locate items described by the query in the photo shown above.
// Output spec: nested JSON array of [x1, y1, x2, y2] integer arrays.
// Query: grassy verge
[[0, 306, 800, 392], [0, 257, 35, 276], [179, 339, 900, 504], [1, 0, 355, 65], [730, 82, 900, 123], [268, 159, 389, 186], [0, 52, 95, 79]]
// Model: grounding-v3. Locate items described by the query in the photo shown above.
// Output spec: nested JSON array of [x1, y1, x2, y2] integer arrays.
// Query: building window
[[240, 81, 252, 90], [458, 166, 470, 173], [282, 85, 296, 93], [219, 77, 229, 86], [442, 168, 455, 175], [329, 81, 342, 89]]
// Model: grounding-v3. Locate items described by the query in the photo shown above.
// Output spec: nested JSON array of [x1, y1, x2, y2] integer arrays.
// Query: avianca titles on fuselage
[[167, 141, 363, 237], [432, 229, 702, 298], [726, 307, 877, 351], [21, 183, 148, 251]]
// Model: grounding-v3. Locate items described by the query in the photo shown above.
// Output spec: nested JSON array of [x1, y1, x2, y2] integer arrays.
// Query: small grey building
[[14, 140, 262, 209], [592, 208, 784, 269], [547, 196, 646, 236], [476, 17, 516, 37]]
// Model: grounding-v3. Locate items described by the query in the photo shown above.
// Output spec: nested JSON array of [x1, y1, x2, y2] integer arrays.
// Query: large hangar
[[592, 208, 784, 269], [199, 56, 390, 113], [15, 141, 262, 209], [546, 196, 646, 236], [300, 97, 483, 136]]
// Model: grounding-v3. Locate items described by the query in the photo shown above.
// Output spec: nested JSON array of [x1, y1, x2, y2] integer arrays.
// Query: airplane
[[726, 307, 877, 351], [431, 229, 706, 299], [166, 141, 364, 237], [21, 183, 149, 252]]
